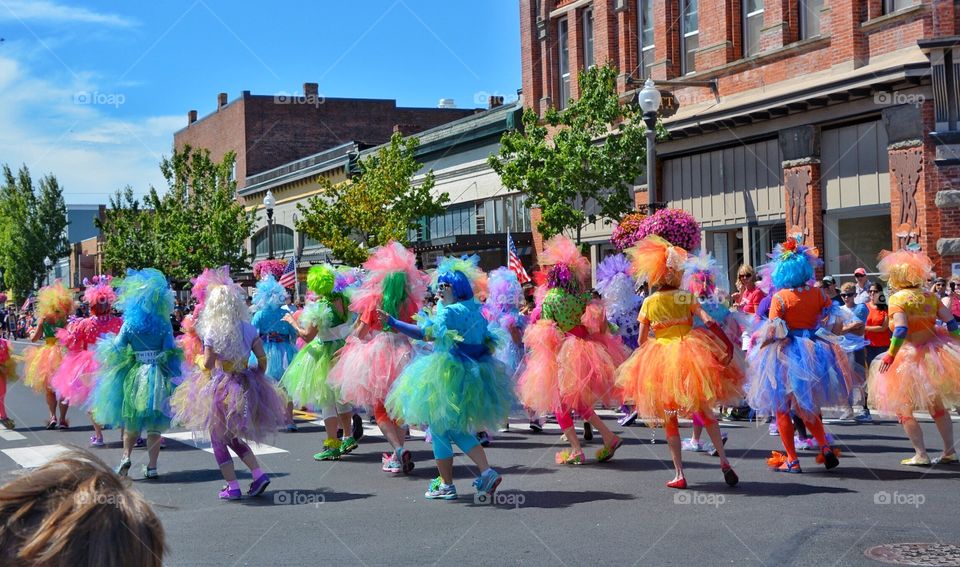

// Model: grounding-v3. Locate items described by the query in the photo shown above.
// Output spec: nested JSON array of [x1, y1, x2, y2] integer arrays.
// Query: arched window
[[251, 225, 294, 257]]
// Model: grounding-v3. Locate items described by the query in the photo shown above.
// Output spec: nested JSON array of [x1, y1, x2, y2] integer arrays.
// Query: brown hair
[[0, 449, 166, 567], [840, 282, 857, 295]]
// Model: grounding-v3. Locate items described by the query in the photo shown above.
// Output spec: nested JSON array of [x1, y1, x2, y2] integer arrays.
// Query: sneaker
[[618, 411, 638, 427], [768, 423, 779, 436], [397, 447, 414, 474], [477, 431, 491, 447], [794, 436, 815, 451], [219, 487, 242, 500], [854, 410, 873, 423], [115, 458, 132, 477], [284, 423, 298, 432], [142, 466, 158, 480], [89, 435, 105, 447], [0, 417, 14, 430], [472, 468, 502, 495], [681, 438, 705, 452], [134, 437, 145, 448], [837, 408, 855, 422], [45, 417, 57, 430], [528, 419, 543, 433], [351, 414, 364, 441], [248, 474, 270, 496], [583, 422, 593, 441], [424, 477, 458, 500], [381, 452, 395, 471], [339, 436, 358, 455], [313, 439, 342, 461], [57, 419, 69, 430], [383, 455, 402, 474]]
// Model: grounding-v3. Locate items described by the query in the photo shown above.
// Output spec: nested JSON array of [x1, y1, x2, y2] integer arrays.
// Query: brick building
[[520, 0, 960, 284], [173, 83, 477, 190]]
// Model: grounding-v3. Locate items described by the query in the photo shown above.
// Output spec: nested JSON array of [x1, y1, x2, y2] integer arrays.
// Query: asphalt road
[[1, 339, 958, 567]]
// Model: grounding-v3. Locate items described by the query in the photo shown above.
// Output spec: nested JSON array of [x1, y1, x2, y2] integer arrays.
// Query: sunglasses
[[738, 274, 752, 280], [855, 274, 866, 278], [437, 282, 451, 290], [840, 293, 854, 298], [869, 289, 881, 294]]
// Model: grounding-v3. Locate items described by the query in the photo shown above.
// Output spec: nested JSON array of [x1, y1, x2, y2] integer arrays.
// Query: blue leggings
[[431, 429, 480, 460]]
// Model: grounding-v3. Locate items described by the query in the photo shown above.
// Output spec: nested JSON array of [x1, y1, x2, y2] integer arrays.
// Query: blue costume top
[[251, 306, 298, 380]]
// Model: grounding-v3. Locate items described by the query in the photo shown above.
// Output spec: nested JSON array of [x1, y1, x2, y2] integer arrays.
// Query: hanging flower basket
[[254, 259, 286, 280], [634, 208, 701, 251], [611, 213, 647, 250]]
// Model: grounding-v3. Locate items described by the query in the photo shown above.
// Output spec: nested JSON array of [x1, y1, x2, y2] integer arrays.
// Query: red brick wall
[[173, 98, 248, 187], [520, 0, 544, 116], [529, 207, 544, 267]]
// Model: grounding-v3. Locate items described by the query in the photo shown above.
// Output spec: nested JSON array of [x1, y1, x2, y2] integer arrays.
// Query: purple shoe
[[89, 435, 105, 447], [248, 474, 270, 496], [219, 487, 242, 500], [134, 437, 145, 448]]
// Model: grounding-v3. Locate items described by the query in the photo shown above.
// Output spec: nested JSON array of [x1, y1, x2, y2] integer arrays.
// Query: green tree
[[296, 132, 448, 265], [96, 186, 157, 273], [489, 64, 660, 244], [0, 165, 70, 300]]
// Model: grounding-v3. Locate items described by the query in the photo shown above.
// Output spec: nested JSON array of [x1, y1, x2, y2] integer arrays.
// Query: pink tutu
[[50, 350, 98, 406], [177, 333, 203, 370], [327, 331, 414, 407]]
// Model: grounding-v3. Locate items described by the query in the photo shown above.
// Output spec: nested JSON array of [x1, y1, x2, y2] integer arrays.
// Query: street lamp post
[[292, 213, 301, 304], [264, 190, 276, 260], [43, 257, 52, 287], [637, 79, 662, 213]]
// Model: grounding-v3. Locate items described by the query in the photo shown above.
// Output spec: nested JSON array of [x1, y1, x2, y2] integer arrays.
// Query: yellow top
[[637, 289, 696, 340], [888, 288, 939, 341]]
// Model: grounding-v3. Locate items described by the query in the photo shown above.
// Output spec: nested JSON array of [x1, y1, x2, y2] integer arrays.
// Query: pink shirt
[[738, 287, 766, 315]]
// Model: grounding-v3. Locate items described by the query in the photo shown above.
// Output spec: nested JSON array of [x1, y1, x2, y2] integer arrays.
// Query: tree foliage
[[96, 186, 156, 273], [0, 164, 70, 301], [489, 64, 662, 244], [296, 132, 448, 265]]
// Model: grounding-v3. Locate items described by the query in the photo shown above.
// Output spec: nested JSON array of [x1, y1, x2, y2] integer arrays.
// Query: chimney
[[438, 98, 456, 109], [242, 90, 251, 98], [217, 92, 228, 109], [488, 95, 504, 109], [393, 124, 401, 134], [303, 82, 319, 97], [188, 110, 198, 125]]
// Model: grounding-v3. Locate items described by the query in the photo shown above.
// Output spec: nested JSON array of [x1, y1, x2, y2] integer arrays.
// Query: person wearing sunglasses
[[853, 268, 872, 304], [836, 282, 867, 422], [820, 275, 842, 306], [731, 265, 765, 315], [859, 283, 891, 423]]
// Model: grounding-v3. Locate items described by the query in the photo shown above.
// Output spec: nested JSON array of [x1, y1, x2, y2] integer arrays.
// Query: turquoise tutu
[[252, 339, 298, 382], [279, 338, 343, 408], [89, 335, 182, 432]]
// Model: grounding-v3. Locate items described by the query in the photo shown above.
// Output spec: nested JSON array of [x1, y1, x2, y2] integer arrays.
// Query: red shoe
[[721, 464, 739, 487], [666, 477, 687, 489]]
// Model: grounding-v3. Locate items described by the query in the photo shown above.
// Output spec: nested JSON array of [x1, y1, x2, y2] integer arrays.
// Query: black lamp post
[[264, 190, 276, 259], [637, 79, 662, 213]]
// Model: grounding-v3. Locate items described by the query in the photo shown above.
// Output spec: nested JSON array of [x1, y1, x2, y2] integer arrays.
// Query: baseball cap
[[821, 275, 836, 285], [854, 268, 866, 276]]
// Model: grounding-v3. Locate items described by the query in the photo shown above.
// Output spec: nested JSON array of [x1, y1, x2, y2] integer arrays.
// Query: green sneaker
[[424, 476, 457, 500], [340, 436, 358, 455], [313, 438, 342, 461]]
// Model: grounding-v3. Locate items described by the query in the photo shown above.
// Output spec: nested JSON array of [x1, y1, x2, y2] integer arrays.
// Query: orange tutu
[[868, 331, 960, 415], [23, 341, 64, 393], [616, 327, 744, 417], [517, 319, 623, 414]]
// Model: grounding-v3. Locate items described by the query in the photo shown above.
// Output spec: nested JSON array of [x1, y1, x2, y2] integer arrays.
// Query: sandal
[[933, 453, 958, 465], [816, 447, 841, 470], [596, 437, 623, 463], [555, 450, 584, 465], [721, 464, 739, 487], [900, 455, 931, 466]]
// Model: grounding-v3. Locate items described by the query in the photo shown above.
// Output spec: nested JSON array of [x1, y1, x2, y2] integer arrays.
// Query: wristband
[[886, 329, 906, 361]]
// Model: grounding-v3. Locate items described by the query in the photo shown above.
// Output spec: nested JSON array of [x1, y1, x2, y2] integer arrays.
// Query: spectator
[[860, 282, 891, 423], [838, 282, 867, 421], [731, 265, 765, 314], [821, 275, 841, 305], [948, 276, 960, 321], [932, 277, 949, 308], [853, 268, 871, 304], [0, 449, 166, 566]]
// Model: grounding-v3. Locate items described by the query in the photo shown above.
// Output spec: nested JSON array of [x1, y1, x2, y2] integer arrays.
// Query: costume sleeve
[[768, 293, 785, 321], [637, 294, 651, 325]]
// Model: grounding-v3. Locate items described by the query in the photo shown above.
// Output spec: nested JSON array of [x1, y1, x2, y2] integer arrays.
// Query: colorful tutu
[[517, 320, 623, 414], [386, 344, 515, 433], [616, 327, 744, 417], [327, 332, 413, 407], [177, 333, 203, 370], [89, 337, 182, 432], [23, 340, 64, 393], [747, 329, 854, 415], [49, 350, 98, 406], [868, 331, 960, 415], [0, 340, 17, 383], [173, 366, 287, 443], [279, 338, 344, 408], [258, 339, 298, 382]]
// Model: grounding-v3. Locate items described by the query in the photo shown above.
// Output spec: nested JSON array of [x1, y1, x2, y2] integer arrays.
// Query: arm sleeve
[[386, 316, 425, 340], [769, 294, 785, 321]]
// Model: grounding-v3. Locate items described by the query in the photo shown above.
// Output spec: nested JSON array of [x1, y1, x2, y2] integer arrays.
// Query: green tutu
[[279, 338, 343, 408], [90, 337, 182, 432]]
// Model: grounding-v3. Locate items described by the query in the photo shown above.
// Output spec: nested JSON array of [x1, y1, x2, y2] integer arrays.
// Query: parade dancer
[[0, 336, 17, 429], [482, 267, 531, 432], [868, 247, 960, 465], [595, 254, 643, 427], [24, 281, 72, 429], [517, 235, 628, 465], [91, 269, 183, 479], [50, 276, 122, 446], [616, 236, 743, 489], [747, 238, 853, 474], [251, 275, 299, 430], [282, 265, 357, 460], [328, 242, 428, 473], [385, 256, 514, 499], [172, 280, 287, 499]]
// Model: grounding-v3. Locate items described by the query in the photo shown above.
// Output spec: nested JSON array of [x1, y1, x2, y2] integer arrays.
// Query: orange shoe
[[666, 477, 687, 489]]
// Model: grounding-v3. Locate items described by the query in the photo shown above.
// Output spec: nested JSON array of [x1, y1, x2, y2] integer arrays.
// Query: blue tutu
[[746, 327, 854, 414], [250, 307, 298, 381]]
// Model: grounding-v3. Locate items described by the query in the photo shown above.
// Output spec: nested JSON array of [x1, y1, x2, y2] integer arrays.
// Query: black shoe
[[477, 431, 491, 447], [528, 419, 543, 433], [583, 422, 593, 441], [352, 413, 364, 441]]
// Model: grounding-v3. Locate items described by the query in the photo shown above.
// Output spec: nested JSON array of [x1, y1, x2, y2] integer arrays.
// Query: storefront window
[[835, 215, 892, 274]]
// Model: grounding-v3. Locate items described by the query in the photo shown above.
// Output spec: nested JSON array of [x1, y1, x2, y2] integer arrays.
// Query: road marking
[[0, 429, 27, 441], [2, 444, 70, 468], [163, 431, 288, 456]]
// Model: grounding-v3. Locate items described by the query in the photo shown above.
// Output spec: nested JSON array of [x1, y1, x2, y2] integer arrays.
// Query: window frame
[[557, 16, 571, 109], [742, 0, 764, 58], [799, 0, 825, 40], [637, 0, 655, 78], [882, 0, 913, 15], [582, 8, 594, 69], [680, 0, 699, 75]]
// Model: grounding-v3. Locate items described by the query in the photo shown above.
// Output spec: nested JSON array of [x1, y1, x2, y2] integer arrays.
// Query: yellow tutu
[[23, 339, 65, 393], [616, 326, 744, 417]]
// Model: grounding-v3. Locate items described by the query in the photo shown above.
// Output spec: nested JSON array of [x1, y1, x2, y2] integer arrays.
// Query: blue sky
[[0, 1, 521, 203]]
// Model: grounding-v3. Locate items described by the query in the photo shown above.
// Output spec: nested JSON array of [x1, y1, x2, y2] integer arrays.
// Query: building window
[[558, 17, 570, 109], [300, 233, 322, 250], [742, 0, 763, 57], [680, 0, 699, 74], [637, 0, 655, 78], [252, 225, 294, 257], [882, 0, 913, 14], [582, 8, 594, 69], [800, 0, 825, 39]]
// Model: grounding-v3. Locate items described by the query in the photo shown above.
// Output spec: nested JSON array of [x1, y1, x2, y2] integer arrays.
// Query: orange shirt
[[769, 287, 832, 330], [864, 303, 890, 347]]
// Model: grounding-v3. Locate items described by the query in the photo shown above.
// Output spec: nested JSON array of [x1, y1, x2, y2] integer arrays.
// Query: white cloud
[[0, 0, 135, 27], [0, 54, 177, 204]]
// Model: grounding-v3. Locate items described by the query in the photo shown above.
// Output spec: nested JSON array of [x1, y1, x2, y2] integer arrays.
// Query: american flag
[[278, 256, 298, 289], [507, 231, 531, 284]]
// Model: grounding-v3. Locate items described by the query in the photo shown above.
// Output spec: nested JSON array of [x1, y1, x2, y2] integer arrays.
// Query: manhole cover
[[865, 543, 960, 566]]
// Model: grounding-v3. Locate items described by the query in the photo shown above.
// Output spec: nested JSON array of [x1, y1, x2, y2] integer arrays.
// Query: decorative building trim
[[890, 147, 923, 249], [784, 167, 812, 239], [936, 190, 960, 209], [782, 157, 820, 168], [937, 238, 960, 257], [888, 139, 923, 150]]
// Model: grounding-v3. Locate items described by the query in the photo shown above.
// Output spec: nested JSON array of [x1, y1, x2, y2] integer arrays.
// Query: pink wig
[[83, 275, 116, 315], [878, 246, 934, 289]]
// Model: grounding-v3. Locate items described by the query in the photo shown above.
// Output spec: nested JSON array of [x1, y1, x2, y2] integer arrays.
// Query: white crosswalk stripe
[[163, 431, 288, 457], [0, 429, 27, 441], [2, 444, 71, 468]]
